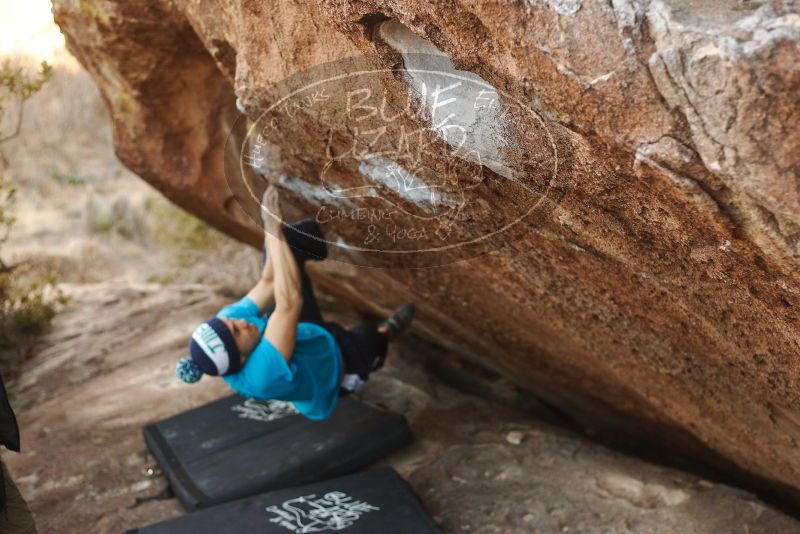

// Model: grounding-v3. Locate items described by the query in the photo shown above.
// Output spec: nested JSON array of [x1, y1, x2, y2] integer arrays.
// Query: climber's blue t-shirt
[[218, 296, 342, 420]]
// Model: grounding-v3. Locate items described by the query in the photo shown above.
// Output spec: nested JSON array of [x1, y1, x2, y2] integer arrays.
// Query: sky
[[0, 0, 67, 64]]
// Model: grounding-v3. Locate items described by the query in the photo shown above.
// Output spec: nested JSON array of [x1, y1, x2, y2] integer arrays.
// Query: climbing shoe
[[284, 219, 328, 262], [379, 303, 415, 340]]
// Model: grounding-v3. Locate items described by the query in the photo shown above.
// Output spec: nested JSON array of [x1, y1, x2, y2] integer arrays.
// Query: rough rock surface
[[3, 283, 800, 533], [52, 0, 800, 501]]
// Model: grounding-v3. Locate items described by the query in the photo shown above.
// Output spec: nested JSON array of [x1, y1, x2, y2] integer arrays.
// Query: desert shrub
[[49, 169, 87, 186], [0, 60, 64, 361], [143, 193, 226, 252], [142, 193, 259, 288]]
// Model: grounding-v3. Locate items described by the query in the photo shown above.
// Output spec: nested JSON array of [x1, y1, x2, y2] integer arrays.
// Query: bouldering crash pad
[[127, 467, 440, 533], [143, 395, 412, 510]]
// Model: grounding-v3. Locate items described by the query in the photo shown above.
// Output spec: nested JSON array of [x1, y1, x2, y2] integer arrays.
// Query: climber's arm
[[246, 236, 275, 312], [262, 186, 302, 363]]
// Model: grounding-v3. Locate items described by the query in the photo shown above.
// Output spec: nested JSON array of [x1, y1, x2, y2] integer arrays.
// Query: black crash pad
[[143, 395, 412, 510], [128, 467, 441, 534]]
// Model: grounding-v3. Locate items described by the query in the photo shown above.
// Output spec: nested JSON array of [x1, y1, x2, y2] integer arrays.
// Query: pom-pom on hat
[[187, 317, 241, 376], [176, 357, 203, 383]]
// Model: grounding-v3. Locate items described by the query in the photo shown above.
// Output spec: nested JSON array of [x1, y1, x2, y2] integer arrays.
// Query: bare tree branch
[[0, 100, 25, 144]]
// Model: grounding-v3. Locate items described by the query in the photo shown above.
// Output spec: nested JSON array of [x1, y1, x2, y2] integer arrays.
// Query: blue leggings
[[263, 220, 389, 382]]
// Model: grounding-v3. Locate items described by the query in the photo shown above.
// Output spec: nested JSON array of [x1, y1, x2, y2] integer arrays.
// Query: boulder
[[52, 0, 800, 501]]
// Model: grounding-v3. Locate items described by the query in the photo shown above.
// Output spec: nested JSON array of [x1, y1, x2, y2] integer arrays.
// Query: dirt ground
[[3, 282, 799, 533]]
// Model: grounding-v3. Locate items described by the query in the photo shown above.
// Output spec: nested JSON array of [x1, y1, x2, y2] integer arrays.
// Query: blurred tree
[[0, 60, 63, 361], [0, 60, 52, 143]]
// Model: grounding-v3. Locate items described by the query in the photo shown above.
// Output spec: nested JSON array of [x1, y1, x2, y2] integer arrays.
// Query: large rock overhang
[[53, 0, 800, 505]]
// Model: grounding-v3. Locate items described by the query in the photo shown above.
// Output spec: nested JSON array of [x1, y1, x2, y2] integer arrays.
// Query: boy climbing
[[176, 185, 414, 420]]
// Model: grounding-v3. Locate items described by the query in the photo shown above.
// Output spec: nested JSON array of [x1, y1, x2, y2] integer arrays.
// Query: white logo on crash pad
[[232, 398, 298, 422], [266, 491, 379, 532]]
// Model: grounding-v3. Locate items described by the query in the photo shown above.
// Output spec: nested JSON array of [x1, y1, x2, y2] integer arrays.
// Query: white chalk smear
[[277, 174, 355, 208], [378, 20, 517, 180], [358, 153, 453, 213]]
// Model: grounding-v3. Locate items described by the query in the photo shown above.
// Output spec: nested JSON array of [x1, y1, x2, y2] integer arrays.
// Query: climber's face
[[220, 317, 260, 358]]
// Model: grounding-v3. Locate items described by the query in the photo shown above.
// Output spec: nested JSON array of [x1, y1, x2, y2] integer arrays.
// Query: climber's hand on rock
[[261, 185, 283, 235]]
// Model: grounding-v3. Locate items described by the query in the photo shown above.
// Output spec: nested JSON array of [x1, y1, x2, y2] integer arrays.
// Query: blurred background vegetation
[[0, 2, 258, 372], [0, 59, 63, 364]]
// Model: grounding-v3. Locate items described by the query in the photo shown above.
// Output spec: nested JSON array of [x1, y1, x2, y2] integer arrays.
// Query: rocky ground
[[2, 282, 799, 533]]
